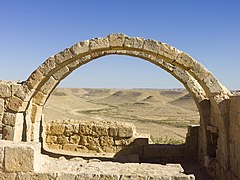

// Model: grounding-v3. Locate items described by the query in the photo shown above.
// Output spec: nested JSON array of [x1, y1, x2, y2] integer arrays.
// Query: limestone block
[[203, 74, 223, 95], [92, 125, 108, 137], [2, 125, 14, 140], [172, 67, 190, 84], [70, 40, 90, 56], [39, 56, 57, 76], [58, 173, 76, 180], [30, 104, 43, 123], [0, 82, 11, 98], [100, 136, 114, 146], [86, 136, 100, 151], [6, 96, 25, 112], [62, 144, 78, 151], [4, 146, 34, 172], [76, 174, 100, 180], [174, 52, 197, 70], [137, 52, 157, 62], [32, 91, 48, 105], [89, 37, 110, 51], [79, 135, 88, 146], [79, 123, 92, 135], [190, 62, 209, 81], [47, 143, 62, 150], [118, 125, 135, 138], [64, 124, 74, 136], [26, 70, 44, 90], [46, 135, 57, 144], [13, 84, 30, 101], [16, 173, 57, 180], [143, 39, 161, 54], [52, 66, 69, 80], [102, 146, 115, 153], [50, 124, 65, 135], [69, 135, 80, 144], [108, 33, 126, 48], [57, 136, 69, 145], [40, 77, 57, 95], [0, 99, 4, 122], [108, 127, 118, 137], [159, 43, 179, 60], [55, 48, 74, 64], [67, 60, 80, 70], [124, 37, 144, 49], [0, 172, 15, 180], [0, 147, 4, 171]]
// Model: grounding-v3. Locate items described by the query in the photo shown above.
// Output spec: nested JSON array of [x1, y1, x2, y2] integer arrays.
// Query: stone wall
[[43, 120, 140, 157], [228, 95, 240, 180]]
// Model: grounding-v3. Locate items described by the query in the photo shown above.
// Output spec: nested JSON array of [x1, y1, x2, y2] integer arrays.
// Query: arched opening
[[43, 55, 200, 147]]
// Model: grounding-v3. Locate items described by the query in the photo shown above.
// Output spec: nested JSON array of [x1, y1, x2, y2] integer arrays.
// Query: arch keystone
[[108, 33, 126, 49]]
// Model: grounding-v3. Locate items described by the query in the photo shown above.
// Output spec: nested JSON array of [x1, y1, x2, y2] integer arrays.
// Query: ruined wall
[[43, 120, 139, 156], [228, 95, 240, 180]]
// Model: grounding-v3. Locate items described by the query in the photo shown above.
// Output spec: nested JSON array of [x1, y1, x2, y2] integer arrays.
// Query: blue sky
[[0, 1, 239, 89]]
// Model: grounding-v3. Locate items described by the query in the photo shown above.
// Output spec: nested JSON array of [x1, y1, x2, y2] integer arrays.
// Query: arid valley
[[44, 88, 200, 144]]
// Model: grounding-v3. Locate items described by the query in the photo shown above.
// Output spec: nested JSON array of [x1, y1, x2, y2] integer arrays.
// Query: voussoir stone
[[55, 48, 74, 65], [143, 39, 161, 54], [108, 33, 126, 48], [124, 37, 144, 49], [70, 40, 90, 56], [26, 70, 44, 90], [4, 146, 34, 172], [89, 37, 110, 51], [39, 56, 57, 76]]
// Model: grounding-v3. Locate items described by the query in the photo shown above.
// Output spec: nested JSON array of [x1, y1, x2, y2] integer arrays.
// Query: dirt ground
[[44, 88, 200, 144]]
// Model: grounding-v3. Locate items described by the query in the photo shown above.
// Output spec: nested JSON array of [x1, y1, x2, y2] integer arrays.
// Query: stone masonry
[[0, 33, 239, 180]]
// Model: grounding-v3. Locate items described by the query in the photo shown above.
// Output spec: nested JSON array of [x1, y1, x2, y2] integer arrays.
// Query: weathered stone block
[[108, 33, 126, 48], [52, 66, 69, 80], [46, 135, 57, 144], [2, 112, 16, 126], [55, 48, 74, 65], [47, 143, 62, 150], [58, 173, 76, 180], [69, 135, 80, 144], [143, 39, 161, 54], [50, 124, 65, 135], [0, 172, 16, 180], [118, 125, 134, 138], [39, 56, 57, 76], [0, 98, 4, 122], [79, 124, 92, 135], [4, 146, 34, 172], [26, 70, 44, 90], [124, 37, 144, 49], [32, 91, 48, 105], [13, 84, 30, 101], [92, 125, 108, 137], [40, 77, 57, 95], [6, 96, 24, 112], [100, 136, 114, 147], [89, 37, 110, 51], [0, 82, 11, 98], [62, 144, 78, 151], [108, 127, 118, 137], [57, 136, 69, 145], [0, 146, 4, 171], [30, 104, 42, 123], [79, 135, 88, 146], [70, 40, 90, 55], [64, 124, 74, 136], [2, 125, 14, 140]]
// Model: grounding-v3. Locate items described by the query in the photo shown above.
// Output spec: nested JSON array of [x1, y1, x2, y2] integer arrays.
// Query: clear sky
[[0, 1, 239, 89]]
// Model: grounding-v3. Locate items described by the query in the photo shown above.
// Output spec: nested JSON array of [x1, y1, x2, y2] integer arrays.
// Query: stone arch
[[2, 33, 232, 171]]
